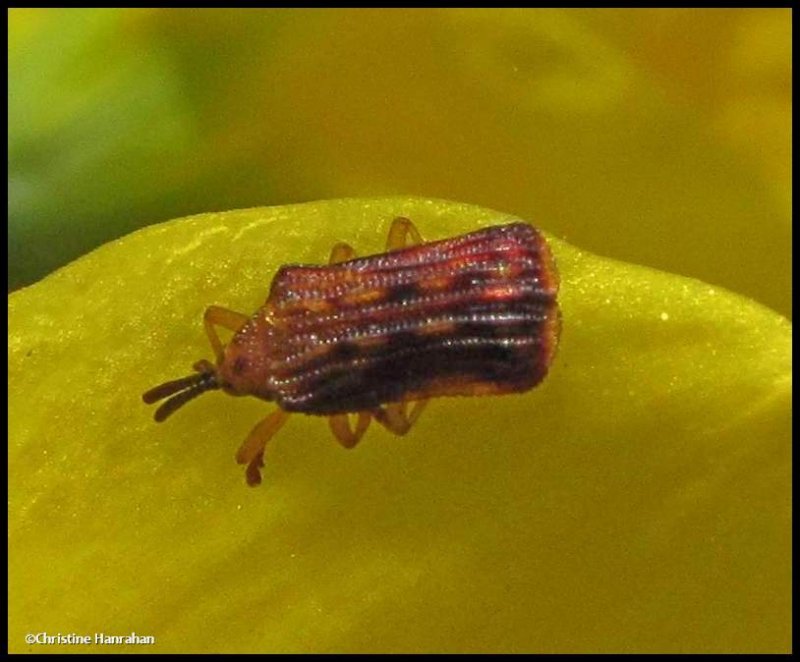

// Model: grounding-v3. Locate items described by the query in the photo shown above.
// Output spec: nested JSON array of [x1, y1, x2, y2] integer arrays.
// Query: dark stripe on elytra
[[278, 301, 553, 381], [280, 337, 543, 414], [382, 282, 423, 304]]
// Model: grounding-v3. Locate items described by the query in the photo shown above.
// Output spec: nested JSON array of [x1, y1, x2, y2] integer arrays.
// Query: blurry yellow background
[[8, 9, 791, 319], [7, 8, 792, 655]]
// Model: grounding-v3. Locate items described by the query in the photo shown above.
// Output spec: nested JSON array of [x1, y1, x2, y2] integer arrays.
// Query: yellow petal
[[9, 198, 790, 652]]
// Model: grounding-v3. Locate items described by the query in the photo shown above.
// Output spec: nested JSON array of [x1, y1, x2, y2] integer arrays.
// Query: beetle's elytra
[[143, 217, 561, 486]]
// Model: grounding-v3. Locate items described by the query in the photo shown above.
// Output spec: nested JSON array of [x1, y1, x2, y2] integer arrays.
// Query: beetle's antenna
[[152, 378, 217, 422], [142, 360, 220, 422]]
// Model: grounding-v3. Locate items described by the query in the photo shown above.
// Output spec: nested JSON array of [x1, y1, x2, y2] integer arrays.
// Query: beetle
[[143, 217, 561, 486]]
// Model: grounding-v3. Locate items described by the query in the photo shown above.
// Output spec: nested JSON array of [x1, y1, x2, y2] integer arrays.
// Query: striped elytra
[[143, 218, 561, 486]]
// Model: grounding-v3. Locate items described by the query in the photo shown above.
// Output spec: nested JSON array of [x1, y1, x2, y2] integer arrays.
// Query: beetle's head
[[142, 359, 223, 422]]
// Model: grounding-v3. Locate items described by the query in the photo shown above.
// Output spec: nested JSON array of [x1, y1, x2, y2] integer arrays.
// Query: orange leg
[[386, 217, 424, 251], [373, 399, 428, 436], [235, 409, 291, 486], [329, 242, 357, 264], [329, 412, 372, 449], [204, 305, 250, 363]]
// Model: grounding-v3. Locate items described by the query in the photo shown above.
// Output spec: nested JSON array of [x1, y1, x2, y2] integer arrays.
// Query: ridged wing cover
[[264, 222, 560, 414]]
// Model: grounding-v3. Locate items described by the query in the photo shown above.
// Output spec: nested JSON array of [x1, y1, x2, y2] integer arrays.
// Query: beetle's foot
[[245, 452, 265, 487]]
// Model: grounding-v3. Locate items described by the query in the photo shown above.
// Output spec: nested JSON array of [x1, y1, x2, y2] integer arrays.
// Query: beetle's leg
[[329, 242, 357, 264], [386, 217, 424, 251], [373, 399, 428, 436], [329, 412, 372, 449], [235, 409, 291, 487], [203, 305, 250, 364]]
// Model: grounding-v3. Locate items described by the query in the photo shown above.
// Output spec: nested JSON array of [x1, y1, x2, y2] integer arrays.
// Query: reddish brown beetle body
[[143, 218, 560, 486]]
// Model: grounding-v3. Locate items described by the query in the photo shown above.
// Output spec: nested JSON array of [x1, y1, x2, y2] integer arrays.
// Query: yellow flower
[[9, 198, 790, 652]]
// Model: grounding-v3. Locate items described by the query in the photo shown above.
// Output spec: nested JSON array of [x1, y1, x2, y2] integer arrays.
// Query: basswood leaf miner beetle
[[143, 217, 561, 486]]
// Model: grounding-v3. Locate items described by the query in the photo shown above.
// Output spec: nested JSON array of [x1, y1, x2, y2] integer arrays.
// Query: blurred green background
[[8, 8, 791, 319]]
